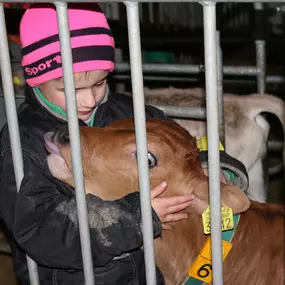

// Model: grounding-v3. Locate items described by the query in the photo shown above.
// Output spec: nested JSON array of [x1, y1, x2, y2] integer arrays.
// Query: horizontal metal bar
[[220, 66, 257, 76], [266, 75, 285, 84], [115, 63, 258, 76], [153, 104, 206, 119], [268, 140, 284, 151], [1, 0, 285, 3], [113, 74, 285, 85], [116, 62, 200, 74], [0, 75, 284, 100], [114, 74, 199, 82], [254, 2, 264, 9], [268, 162, 283, 175], [147, 107, 284, 152], [115, 38, 285, 47]]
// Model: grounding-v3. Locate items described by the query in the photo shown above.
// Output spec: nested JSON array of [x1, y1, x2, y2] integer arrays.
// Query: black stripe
[[23, 45, 114, 80], [22, 27, 113, 56]]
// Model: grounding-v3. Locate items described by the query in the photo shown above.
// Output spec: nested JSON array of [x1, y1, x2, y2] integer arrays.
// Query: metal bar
[[116, 62, 200, 74], [124, 2, 157, 285], [114, 74, 200, 82], [112, 74, 285, 85], [216, 31, 225, 147], [1, 0, 285, 3], [115, 63, 258, 76], [268, 162, 283, 176], [115, 37, 285, 46], [0, 4, 40, 285], [202, 2, 224, 285], [255, 40, 266, 93], [254, 3, 266, 94], [253, 2, 268, 189], [153, 105, 206, 119], [54, 3, 95, 285], [0, 5, 23, 196], [268, 140, 284, 151], [266, 75, 285, 84]]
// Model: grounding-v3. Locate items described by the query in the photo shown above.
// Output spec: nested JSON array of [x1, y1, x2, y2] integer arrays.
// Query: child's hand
[[151, 182, 193, 230]]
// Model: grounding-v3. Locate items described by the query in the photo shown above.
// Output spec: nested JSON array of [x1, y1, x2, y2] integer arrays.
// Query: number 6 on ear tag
[[188, 255, 212, 283], [188, 237, 232, 283]]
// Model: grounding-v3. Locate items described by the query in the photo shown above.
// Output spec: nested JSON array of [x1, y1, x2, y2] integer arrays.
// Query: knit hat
[[20, 3, 115, 87]]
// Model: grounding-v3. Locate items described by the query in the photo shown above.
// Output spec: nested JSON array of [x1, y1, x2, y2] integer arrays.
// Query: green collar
[[183, 214, 240, 285]]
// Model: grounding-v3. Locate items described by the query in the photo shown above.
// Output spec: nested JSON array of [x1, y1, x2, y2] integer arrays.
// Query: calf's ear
[[220, 184, 250, 213], [192, 182, 250, 215]]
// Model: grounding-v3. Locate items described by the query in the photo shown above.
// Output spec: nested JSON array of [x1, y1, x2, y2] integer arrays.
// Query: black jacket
[[0, 86, 167, 285]]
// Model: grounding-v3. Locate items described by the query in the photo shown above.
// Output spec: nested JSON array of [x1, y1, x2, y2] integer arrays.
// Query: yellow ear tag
[[188, 237, 232, 283], [202, 205, 234, 235], [188, 254, 212, 283], [196, 136, 225, 152], [200, 237, 232, 261]]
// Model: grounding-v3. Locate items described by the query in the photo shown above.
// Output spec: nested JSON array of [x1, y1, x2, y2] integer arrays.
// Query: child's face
[[39, 70, 108, 121]]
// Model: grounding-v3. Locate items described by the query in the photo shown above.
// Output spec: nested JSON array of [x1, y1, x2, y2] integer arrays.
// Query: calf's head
[[44, 119, 250, 214]]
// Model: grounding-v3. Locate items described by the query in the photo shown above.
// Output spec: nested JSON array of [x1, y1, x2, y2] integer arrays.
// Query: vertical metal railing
[[124, 2, 157, 284], [254, 2, 266, 94], [256, 39, 266, 93], [0, 3, 40, 285], [216, 30, 225, 147], [0, 1, 274, 285], [202, 1, 224, 285], [54, 2, 95, 285]]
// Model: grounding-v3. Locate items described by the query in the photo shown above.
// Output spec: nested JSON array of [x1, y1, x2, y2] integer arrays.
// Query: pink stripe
[[22, 34, 114, 66], [26, 60, 114, 87]]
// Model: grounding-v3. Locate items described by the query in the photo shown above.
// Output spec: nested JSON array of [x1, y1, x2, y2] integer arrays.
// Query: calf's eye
[[132, 151, 158, 169], [148, 152, 157, 169]]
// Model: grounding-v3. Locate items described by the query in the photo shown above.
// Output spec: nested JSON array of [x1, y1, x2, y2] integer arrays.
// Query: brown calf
[[45, 119, 284, 285]]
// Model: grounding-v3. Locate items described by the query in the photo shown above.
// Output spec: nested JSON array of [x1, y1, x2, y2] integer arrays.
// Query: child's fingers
[[162, 196, 193, 209], [161, 213, 188, 223], [166, 200, 193, 214], [150, 181, 167, 199]]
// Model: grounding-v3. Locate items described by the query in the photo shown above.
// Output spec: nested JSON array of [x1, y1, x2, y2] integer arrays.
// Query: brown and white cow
[[45, 119, 285, 285], [141, 87, 285, 203]]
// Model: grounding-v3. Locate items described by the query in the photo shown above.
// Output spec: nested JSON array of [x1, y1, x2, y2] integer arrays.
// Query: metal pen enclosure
[[0, 1, 281, 285]]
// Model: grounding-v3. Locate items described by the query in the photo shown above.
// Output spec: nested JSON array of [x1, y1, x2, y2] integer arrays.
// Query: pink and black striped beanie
[[20, 3, 115, 87]]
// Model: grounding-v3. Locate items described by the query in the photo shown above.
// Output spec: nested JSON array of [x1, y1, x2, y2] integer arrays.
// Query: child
[[0, 3, 248, 285]]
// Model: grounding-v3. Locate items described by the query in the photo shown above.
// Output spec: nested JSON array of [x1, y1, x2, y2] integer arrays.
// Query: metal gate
[[0, 1, 283, 285]]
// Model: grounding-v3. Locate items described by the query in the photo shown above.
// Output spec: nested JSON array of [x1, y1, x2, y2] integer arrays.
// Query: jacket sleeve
[[0, 150, 162, 269], [145, 103, 170, 121]]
